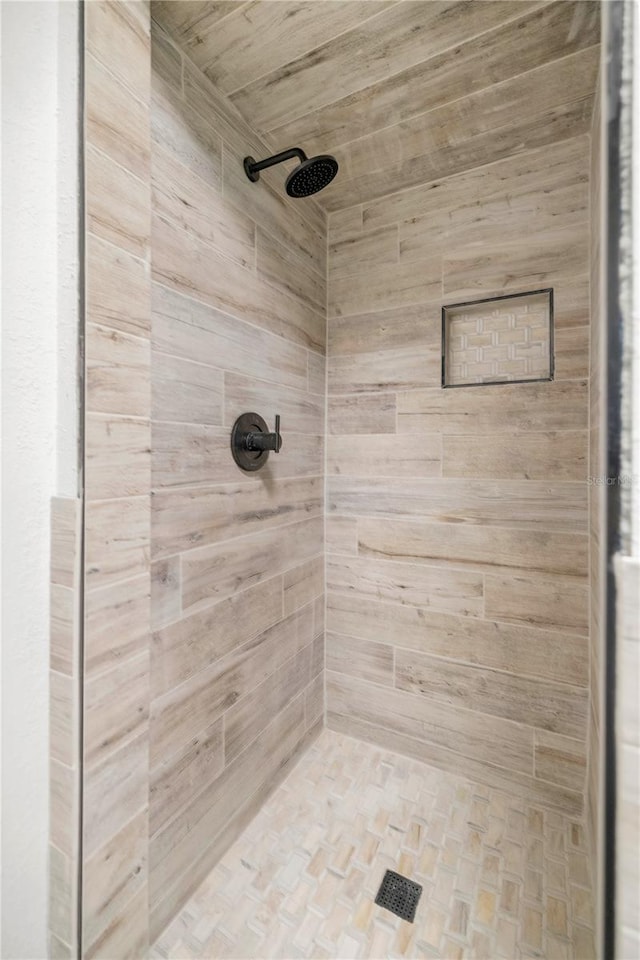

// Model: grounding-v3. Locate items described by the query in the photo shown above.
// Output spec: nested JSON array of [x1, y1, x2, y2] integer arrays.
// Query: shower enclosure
[[46, 1, 621, 957]]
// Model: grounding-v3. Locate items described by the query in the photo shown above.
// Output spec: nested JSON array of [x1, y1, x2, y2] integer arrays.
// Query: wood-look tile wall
[[587, 74, 604, 923], [49, 498, 82, 958], [148, 22, 326, 940], [325, 132, 594, 816], [83, 3, 152, 957]]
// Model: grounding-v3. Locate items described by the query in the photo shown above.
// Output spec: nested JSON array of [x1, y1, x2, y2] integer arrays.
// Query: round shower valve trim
[[231, 412, 282, 472]]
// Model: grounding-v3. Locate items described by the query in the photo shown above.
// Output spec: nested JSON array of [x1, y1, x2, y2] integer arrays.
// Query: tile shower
[[62, 1, 606, 957]]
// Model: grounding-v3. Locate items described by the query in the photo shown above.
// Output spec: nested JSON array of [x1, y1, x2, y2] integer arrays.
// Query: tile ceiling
[[152, 0, 600, 211]]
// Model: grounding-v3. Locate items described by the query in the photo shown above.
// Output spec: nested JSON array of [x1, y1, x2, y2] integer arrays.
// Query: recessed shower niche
[[442, 288, 554, 387]]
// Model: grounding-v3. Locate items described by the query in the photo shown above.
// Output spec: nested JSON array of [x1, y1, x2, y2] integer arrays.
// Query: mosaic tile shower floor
[[151, 729, 595, 960]]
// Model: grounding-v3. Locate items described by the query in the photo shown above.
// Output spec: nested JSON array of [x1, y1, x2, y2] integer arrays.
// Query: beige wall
[[147, 23, 326, 940], [325, 133, 593, 815]]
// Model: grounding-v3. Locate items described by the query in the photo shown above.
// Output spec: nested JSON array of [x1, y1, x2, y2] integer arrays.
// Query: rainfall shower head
[[243, 147, 338, 198], [285, 155, 338, 198]]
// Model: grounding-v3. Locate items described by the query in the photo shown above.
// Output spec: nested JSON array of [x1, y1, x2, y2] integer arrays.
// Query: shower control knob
[[246, 414, 282, 453], [231, 413, 282, 472]]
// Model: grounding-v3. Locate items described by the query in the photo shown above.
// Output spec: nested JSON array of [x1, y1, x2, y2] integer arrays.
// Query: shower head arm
[[243, 148, 308, 182]]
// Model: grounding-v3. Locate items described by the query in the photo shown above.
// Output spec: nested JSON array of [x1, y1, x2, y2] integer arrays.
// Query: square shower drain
[[374, 869, 422, 922]]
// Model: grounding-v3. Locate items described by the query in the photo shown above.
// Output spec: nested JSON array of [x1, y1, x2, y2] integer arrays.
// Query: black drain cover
[[374, 869, 422, 922]]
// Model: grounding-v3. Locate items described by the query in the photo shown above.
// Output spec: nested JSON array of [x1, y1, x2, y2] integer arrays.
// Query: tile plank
[[326, 634, 393, 688], [272, 3, 598, 155], [328, 259, 441, 318], [327, 593, 588, 688], [151, 576, 283, 700], [83, 732, 148, 859], [85, 414, 150, 502], [329, 346, 440, 393], [442, 431, 588, 482], [86, 323, 150, 418], [152, 352, 224, 426], [83, 810, 148, 957], [327, 555, 483, 617], [87, 234, 150, 339], [328, 393, 397, 436], [84, 653, 149, 768], [232, 2, 542, 133], [224, 641, 315, 763], [485, 571, 589, 635], [327, 672, 535, 775], [328, 434, 441, 479], [223, 373, 324, 435], [152, 283, 308, 392], [534, 729, 587, 792], [149, 697, 308, 911], [326, 98, 594, 213], [149, 719, 224, 835], [283, 557, 324, 616], [87, 51, 150, 181], [86, 144, 149, 259], [151, 476, 322, 558], [357, 517, 588, 577], [396, 380, 588, 435], [329, 302, 438, 357], [85, 573, 150, 677], [152, 144, 254, 267], [326, 713, 582, 816], [395, 649, 588, 739], [180, 516, 323, 613]]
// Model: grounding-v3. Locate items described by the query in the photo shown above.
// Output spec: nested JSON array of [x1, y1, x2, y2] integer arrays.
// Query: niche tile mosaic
[[442, 289, 553, 387]]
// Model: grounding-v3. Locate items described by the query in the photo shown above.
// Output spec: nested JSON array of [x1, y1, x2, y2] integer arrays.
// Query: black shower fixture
[[243, 147, 338, 197], [231, 412, 282, 472]]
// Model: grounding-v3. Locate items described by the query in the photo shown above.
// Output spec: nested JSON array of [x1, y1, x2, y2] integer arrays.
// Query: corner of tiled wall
[[49, 497, 82, 958]]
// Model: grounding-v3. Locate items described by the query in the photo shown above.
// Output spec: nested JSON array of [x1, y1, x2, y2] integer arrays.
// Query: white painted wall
[[1, 3, 80, 957]]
